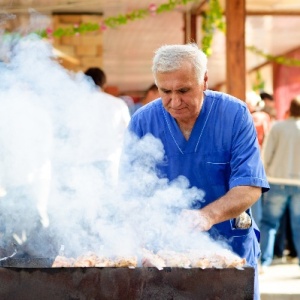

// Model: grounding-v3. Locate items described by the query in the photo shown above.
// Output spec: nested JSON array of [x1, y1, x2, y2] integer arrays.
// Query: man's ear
[[203, 72, 208, 90]]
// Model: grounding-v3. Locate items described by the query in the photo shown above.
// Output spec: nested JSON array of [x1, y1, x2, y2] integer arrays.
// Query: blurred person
[[133, 83, 159, 113], [126, 43, 269, 300], [84, 66, 130, 129], [142, 83, 160, 105], [246, 92, 271, 229], [84, 67, 130, 118], [246, 93, 295, 263], [272, 107, 297, 262], [273, 206, 298, 262], [260, 96, 300, 268], [246, 91, 271, 149], [260, 92, 277, 121], [84, 67, 130, 182], [119, 94, 136, 116]]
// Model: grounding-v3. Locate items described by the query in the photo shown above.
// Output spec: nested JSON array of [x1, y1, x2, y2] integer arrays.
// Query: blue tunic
[[129, 90, 269, 266]]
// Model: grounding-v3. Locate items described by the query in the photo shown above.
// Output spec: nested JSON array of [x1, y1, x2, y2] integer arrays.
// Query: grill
[[0, 258, 254, 300]]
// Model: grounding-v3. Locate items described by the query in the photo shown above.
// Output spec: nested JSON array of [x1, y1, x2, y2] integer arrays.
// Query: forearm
[[199, 186, 262, 230]]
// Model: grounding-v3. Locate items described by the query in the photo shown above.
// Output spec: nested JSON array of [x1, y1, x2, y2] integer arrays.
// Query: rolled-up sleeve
[[229, 106, 269, 192]]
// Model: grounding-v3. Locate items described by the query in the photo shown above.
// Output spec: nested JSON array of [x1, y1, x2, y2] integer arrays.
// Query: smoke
[[0, 34, 131, 257], [0, 33, 236, 263]]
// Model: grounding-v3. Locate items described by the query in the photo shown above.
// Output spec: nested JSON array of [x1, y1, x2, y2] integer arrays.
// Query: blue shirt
[[128, 89, 269, 265]]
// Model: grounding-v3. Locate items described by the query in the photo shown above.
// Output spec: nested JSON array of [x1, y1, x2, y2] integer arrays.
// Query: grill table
[[0, 263, 254, 300]]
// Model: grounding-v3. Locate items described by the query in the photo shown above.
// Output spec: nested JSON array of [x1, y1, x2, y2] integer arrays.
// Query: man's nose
[[171, 93, 181, 107]]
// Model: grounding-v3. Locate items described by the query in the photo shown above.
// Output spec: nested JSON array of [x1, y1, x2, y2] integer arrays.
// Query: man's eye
[[179, 89, 188, 94], [162, 90, 171, 94]]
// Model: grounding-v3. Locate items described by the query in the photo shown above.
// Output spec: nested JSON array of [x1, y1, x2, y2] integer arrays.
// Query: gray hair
[[152, 43, 208, 83]]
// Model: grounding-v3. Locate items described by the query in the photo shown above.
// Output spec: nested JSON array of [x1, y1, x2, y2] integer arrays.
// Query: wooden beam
[[191, 0, 208, 15], [226, 0, 246, 100], [247, 45, 300, 74], [184, 13, 197, 43], [53, 48, 80, 65], [183, 12, 191, 43], [193, 10, 300, 16], [211, 45, 300, 89], [246, 10, 300, 16]]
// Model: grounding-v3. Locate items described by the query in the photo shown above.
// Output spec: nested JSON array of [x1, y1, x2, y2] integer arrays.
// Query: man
[[260, 96, 300, 268], [134, 83, 160, 113], [127, 44, 269, 299], [143, 83, 160, 105], [246, 91, 271, 150], [85, 67, 133, 117], [245, 91, 271, 229], [260, 91, 277, 121], [84, 67, 130, 183]]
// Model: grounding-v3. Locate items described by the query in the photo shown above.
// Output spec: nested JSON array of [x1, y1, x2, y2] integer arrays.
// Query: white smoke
[[0, 34, 132, 257], [0, 34, 235, 262]]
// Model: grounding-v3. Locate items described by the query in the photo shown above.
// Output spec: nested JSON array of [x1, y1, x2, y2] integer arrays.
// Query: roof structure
[[1, 0, 300, 93]]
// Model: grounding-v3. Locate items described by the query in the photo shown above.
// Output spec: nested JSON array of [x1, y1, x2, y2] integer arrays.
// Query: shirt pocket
[[203, 151, 231, 186]]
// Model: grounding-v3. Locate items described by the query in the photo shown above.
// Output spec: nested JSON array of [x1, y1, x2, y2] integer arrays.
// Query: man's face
[[155, 61, 207, 123]]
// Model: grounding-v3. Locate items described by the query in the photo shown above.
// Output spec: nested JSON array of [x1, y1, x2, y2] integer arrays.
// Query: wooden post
[[184, 12, 197, 43], [225, 0, 246, 101]]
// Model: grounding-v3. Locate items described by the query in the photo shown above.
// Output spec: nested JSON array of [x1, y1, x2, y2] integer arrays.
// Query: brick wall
[[1, 13, 123, 94], [52, 14, 103, 73]]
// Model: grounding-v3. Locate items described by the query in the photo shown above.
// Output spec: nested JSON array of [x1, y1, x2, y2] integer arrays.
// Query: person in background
[[84, 67, 130, 126], [246, 91, 271, 229], [126, 43, 269, 300], [273, 206, 298, 262], [246, 91, 271, 149], [119, 94, 136, 116], [260, 92, 277, 121], [84, 67, 131, 182], [133, 83, 159, 113], [260, 96, 300, 269], [272, 108, 298, 263], [259, 94, 298, 263]]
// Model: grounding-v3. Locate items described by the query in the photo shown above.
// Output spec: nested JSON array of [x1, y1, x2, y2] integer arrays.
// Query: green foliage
[[252, 71, 265, 93], [32, 0, 300, 68], [201, 0, 225, 56], [37, 0, 198, 38], [104, 9, 148, 28], [200, 0, 300, 67], [247, 45, 300, 67]]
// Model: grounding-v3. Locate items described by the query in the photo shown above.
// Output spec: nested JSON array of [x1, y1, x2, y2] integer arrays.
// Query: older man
[[127, 43, 269, 299]]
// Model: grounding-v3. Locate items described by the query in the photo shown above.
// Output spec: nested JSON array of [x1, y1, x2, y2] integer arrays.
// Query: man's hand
[[180, 209, 212, 231]]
